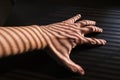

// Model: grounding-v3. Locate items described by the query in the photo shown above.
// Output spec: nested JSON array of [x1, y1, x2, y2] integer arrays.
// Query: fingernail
[[80, 70, 85, 75], [77, 14, 81, 17], [99, 28, 103, 32], [104, 40, 107, 44], [102, 40, 107, 45]]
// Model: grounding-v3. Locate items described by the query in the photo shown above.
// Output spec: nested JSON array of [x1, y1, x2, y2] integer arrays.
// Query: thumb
[[65, 58, 85, 75], [46, 47, 85, 75]]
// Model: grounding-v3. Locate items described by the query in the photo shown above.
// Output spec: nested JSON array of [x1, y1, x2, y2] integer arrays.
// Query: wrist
[[36, 25, 47, 49], [32, 25, 47, 49]]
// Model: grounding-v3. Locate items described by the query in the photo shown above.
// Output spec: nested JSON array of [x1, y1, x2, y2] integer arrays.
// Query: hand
[[41, 14, 106, 75]]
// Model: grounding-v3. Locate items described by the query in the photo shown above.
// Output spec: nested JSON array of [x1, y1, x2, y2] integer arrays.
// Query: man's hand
[[40, 14, 106, 75]]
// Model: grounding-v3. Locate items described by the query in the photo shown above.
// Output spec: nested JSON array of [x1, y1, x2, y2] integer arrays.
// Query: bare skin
[[43, 14, 106, 75], [0, 14, 106, 75]]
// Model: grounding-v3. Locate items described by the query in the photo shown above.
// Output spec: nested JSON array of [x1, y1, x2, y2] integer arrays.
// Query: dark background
[[0, 0, 120, 80]]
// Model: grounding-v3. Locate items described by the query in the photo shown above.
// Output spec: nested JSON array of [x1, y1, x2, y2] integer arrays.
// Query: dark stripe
[[0, 36, 5, 56], [84, 37, 91, 44]]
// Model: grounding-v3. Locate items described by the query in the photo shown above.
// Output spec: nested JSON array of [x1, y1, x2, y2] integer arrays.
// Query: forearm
[[0, 25, 47, 57]]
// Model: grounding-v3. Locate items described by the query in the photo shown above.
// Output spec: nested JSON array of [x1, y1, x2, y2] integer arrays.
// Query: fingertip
[[75, 14, 81, 20], [80, 69, 85, 75], [77, 14, 81, 18], [100, 28, 103, 32], [77, 67, 85, 75], [99, 39, 107, 45], [64, 14, 82, 23], [90, 20, 96, 25], [93, 21, 96, 25], [103, 40, 107, 45]]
